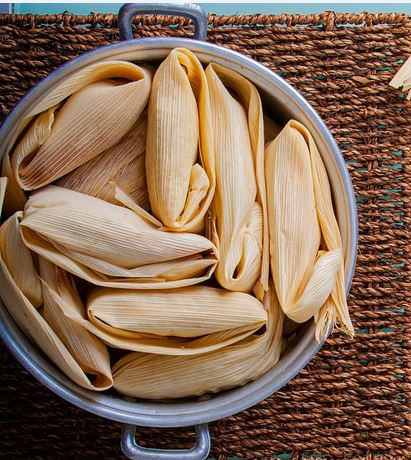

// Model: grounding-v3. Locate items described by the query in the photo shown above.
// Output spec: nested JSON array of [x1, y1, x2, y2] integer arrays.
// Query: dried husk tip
[[389, 56, 411, 99]]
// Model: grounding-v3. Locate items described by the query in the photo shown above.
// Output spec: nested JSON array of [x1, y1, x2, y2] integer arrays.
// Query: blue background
[[3, 3, 411, 15]]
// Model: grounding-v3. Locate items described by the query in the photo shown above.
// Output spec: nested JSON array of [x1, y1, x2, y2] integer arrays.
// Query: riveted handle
[[121, 423, 211, 460], [118, 3, 208, 41]]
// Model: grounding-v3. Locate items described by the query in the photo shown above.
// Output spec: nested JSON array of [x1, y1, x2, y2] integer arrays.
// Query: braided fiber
[[0, 12, 410, 459]]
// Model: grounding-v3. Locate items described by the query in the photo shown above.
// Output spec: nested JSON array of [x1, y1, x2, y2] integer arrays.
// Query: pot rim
[[0, 37, 358, 428]]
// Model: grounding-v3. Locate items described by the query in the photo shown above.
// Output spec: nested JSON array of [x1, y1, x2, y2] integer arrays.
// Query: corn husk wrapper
[[2, 135, 30, 217], [9, 61, 152, 192], [87, 285, 267, 338], [205, 63, 268, 296], [0, 211, 42, 307], [44, 275, 263, 355], [264, 114, 282, 144], [20, 186, 218, 289], [146, 48, 215, 232], [265, 120, 354, 340], [112, 285, 284, 399], [57, 112, 149, 209], [0, 178, 112, 390], [389, 56, 411, 99], [39, 258, 113, 389]]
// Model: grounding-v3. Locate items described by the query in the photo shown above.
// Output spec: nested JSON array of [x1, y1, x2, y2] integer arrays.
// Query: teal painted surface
[[12, 3, 411, 15]]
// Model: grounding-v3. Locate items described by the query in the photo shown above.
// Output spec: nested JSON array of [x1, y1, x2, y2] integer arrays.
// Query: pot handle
[[118, 3, 208, 41], [121, 423, 211, 460], [118, 3, 209, 459]]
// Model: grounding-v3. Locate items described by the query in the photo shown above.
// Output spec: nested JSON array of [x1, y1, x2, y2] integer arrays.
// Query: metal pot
[[0, 4, 358, 459]]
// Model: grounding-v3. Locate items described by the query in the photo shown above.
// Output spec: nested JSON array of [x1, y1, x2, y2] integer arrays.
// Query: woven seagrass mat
[[0, 10, 410, 460]]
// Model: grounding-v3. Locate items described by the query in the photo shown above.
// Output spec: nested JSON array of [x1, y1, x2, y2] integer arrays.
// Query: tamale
[[0, 178, 112, 390], [206, 63, 268, 296], [20, 186, 218, 289], [44, 278, 264, 355], [265, 120, 353, 339], [57, 112, 149, 209], [10, 61, 152, 191], [0, 211, 42, 307], [146, 48, 215, 232], [112, 285, 284, 399], [40, 258, 113, 388], [87, 286, 267, 338]]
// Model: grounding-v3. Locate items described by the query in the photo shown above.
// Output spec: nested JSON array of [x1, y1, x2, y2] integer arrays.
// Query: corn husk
[[39, 258, 113, 388], [20, 186, 218, 289], [389, 56, 411, 99], [265, 120, 353, 340], [1, 154, 26, 218], [43, 275, 263, 355], [0, 211, 42, 307], [205, 63, 268, 296], [10, 61, 152, 191], [87, 285, 267, 338], [0, 178, 112, 390], [57, 112, 149, 209], [146, 48, 215, 232], [264, 114, 282, 144], [112, 285, 284, 399]]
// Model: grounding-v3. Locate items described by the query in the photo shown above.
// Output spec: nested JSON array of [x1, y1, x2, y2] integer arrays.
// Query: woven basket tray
[[0, 11, 410, 460]]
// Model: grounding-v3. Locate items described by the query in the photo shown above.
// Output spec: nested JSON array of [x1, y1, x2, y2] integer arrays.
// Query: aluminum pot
[[0, 4, 358, 459]]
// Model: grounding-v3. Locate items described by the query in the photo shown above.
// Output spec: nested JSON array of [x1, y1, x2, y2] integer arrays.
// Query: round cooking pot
[[0, 4, 358, 459]]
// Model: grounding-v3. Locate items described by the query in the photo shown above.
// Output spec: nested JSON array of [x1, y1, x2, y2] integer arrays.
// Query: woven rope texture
[[0, 12, 410, 460]]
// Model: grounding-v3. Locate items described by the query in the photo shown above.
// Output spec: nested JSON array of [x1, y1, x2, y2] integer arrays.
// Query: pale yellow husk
[[1, 152, 26, 218], [0, 178, 112, 390], [112, 285, 284, 399], [43, 276, 263, 355], [264, 114, 282, 144], [2, 110, 55, 216], [39, 258, 113, 388], [389, 55, 411, 99], [9, 61, 152, 191], [146, 48, 215, 232], [20, 186, 218, 289], [57, 112, 149, 209], [265, 120, 354, 340], [87, 285, 267, 338], [0, 211, 42, 307], [205, 63, 268, 297]]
